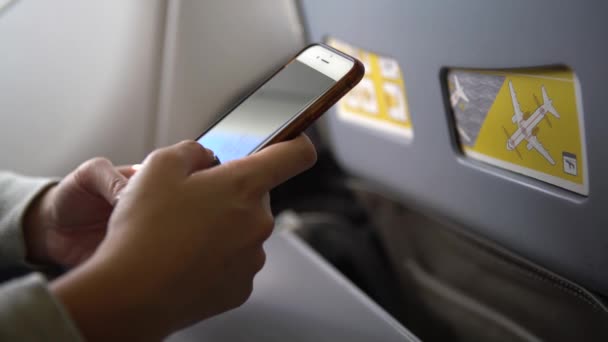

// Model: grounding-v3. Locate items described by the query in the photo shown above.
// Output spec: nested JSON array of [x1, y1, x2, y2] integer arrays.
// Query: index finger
[[212, 134, 317, 192]]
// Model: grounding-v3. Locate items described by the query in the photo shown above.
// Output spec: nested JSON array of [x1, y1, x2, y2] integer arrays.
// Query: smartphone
[[195, 43, 364, 164]]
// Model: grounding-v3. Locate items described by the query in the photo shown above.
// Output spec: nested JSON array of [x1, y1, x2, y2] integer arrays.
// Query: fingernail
[[212, 154, 221, 166], [132, 164, 142, 171]]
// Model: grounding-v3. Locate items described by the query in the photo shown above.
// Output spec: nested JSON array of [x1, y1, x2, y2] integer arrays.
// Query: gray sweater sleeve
[[0, 172, 84, 341], [0, 171, 56, 269], [0, 273, 84, 341]]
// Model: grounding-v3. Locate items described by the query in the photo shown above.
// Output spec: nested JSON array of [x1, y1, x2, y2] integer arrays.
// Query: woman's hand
[[24, 158, 136, 267], [51, 136, 317, 341]]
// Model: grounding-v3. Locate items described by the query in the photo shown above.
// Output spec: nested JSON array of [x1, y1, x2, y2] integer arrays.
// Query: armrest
[[168, 230, 418, 342]]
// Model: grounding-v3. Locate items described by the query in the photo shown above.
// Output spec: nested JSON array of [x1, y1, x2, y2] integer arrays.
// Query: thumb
[[141, 140, 216, 180], [75, 158, 129, 206]]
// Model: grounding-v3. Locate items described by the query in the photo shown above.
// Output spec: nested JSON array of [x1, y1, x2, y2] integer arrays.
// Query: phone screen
[[197, 60, 336, 163]]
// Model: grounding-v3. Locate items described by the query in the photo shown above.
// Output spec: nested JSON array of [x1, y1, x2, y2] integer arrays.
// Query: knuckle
[[178, 140, 203, 152], [248, 210, 274, 244], [252, 248, 267, 273], [88, 157, 112, 168], [108, 175, 126, 195], [265, 166, 282, 191], [177, 140, 209, 161], [300, 141, 318, 168], [258, 214, 275, 242], [230, 280, 254, 309], [74, 157, 111, 186], [145, 149, 164, 164], [245, 182, 266, 200], [80, 157, 112, 173], [232, 249, 267, 307], [228, 162, 263, 198], [222, 160, 244, 183], [146, 148, 178, 167]]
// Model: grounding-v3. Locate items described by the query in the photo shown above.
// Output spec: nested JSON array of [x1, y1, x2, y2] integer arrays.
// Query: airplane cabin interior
[[1, 1, 607, 341]]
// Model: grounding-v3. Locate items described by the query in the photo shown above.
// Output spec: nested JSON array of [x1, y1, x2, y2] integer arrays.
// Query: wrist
[[50, 256, 168, 341], [23, 185, 57, 265]]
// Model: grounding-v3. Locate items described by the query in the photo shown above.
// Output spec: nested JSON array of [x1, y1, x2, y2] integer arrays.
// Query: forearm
[[50, 257, 167, 342]]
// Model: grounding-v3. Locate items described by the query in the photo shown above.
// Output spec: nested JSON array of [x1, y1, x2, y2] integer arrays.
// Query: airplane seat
[[1, 1, 419, 341], [0, 0, 166, 176], [4, 1, 608, 341], [298, 0, 608, 340]]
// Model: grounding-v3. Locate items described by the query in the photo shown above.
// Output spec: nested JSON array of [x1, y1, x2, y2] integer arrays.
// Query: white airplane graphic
[[450, 76, 472, 143], [450, 76, 470, 107], [503, 81, 560, 165]]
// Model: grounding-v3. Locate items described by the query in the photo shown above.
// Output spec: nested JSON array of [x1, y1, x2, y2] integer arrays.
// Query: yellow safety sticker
[[447, 68, 588, 195], [327, 38, 413, 140]]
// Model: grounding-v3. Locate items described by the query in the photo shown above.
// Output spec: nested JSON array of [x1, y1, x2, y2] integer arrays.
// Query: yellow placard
[[327, 38, 413, 139], [448, 68, 587, 195]]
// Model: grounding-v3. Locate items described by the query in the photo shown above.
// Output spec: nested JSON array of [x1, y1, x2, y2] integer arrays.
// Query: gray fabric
[[0, 171, 56, 269], [0, 273, 83, 341], [0, 172, 83, 341]]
